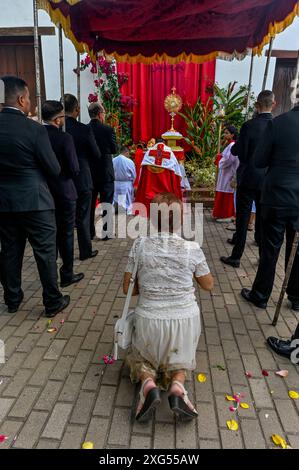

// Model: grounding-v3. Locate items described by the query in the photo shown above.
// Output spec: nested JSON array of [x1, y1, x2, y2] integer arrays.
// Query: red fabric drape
[[118, 61, 215, 143]]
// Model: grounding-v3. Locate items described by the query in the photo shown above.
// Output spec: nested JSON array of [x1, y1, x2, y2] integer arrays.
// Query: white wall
[[215, 17, 299, 97], [0, 0, 93, 123]]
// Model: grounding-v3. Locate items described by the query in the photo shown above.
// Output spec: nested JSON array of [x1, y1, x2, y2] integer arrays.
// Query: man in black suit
[[267, 323, 299, 361], [63, 94, 101, 260], [0, 76, 69, 317], [220, 91, 275, 268], [42, 100, 84, 288], [241, 103, 299, 310], [88, 102, 117, 241]]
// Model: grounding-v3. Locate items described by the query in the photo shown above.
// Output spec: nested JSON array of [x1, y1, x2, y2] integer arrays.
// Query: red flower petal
[[262, 369, 269, 377]]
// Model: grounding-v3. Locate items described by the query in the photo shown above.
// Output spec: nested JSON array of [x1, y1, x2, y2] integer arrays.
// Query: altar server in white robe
[[113, 147, 136, 214]]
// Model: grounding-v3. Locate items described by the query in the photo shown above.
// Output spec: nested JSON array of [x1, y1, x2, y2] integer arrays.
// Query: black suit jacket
[[0, 108, 60, 212], [45, 125, 79, 202], [231, 112, 273, 190], [89, 119, 117, 184], [65, 117, 101, 192], [254, 106, 299, 209]]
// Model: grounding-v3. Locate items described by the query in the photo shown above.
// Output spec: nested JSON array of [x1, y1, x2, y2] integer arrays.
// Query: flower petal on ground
[[262, 369, 269, 377], [197, 373, 207, 383], [226, 420, 239, 431], [0, 435, 7, 443], [275, 370, 288, 378], [82, 441, 94, 449], [245, 371, 253, 378], [240, 403, 250, 409], [226, 395, 235, 401], [272, 434, 287, 449], [47, 328, 57, 333], [288, 390, 299, 400]]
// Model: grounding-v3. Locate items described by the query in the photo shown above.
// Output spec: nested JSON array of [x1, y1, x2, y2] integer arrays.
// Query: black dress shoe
[[7, 292, 24, 313], [288, 296, 299, 311], [45, 295, 70, 318], [61, 273, 85, 288], [79, 250, 98, 261], [241, 288, 267, 309], [220, 256, 240, 268], [227, 238, 236, 245], [267, 336, 294, 359]]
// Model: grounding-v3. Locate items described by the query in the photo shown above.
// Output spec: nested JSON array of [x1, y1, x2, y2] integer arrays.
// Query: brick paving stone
[[36, 439, 60, 449], [42, 403, 73, 439], [197, 403, 219, 439], [29, 360, 56, 386], [82, 364, 103, 391], [93, 385, 117, 417], [71, 350, 93, 374], [85, 417, 109, 449], [2, 369, 32, 398], [14, 411, 48, 449], [258, 409, 285, 447], [153, 423, 175, 449], [81, 331, 100, 351], [44, 340, 67, 360], [62, 336, 83, 357], [22, 347, 47, 369], [59, 374, 84, 402], [60, 425, 86, 449], [130, 435, 152, 449], [8, 387, 40, 419], [70, 391, 96, 425], [0, 352, 27, 376], [241, 418, 267, 449], [220, 429, 244, 449], [34, 381, 63, 411], [0, 398, 15, 422], [50, 356, 74, 381], [274, 399, 299, 434], [199, 439, 221, 449], [0, 419, 23, 449], [16, 333, 39, 353], [176, 419, 198, 449], [108, 408, 131, 447]]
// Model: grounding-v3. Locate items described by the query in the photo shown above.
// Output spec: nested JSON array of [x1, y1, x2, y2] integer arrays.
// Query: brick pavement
[[0, 210, 299, 449]]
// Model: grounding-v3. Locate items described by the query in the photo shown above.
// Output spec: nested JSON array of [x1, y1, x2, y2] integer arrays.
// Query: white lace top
[[126, 233, 210, 320]]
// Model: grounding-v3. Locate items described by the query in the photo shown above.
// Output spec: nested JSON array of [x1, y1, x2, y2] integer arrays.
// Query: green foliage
[[180, 81, 256, 188]]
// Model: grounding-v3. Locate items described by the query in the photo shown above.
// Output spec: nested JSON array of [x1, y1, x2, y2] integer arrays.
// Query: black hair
[[42, 100, 63, 122], [63, 94, 78, 113], [225, 124, 238, 140], [1, 75, 28, 105], [120, 146, 129, 154]]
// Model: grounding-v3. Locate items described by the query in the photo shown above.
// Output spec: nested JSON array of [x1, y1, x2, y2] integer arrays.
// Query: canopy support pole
[[262, 36, 274, 91], [245, 51, 254, 119], [59, 25, 65, 131], [77, 52, 81, 122], [33, 0, 42, 122]]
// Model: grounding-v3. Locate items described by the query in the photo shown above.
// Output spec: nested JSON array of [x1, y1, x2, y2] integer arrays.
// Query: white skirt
[[132, 302, 201, 371]]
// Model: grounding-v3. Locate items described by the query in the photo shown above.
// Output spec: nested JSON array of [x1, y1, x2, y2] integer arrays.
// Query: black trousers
[[0, 210, 62, 309], [76, 190, 92, 259], [294, 323, 299, 340], [55, 200, 76, 283], [231, 186, 261, 260], [90, 181, 114, 239], [251, 206, 299, 304]]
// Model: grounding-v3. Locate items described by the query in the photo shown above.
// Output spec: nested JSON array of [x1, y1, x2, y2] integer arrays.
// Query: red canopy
[[38, 0, 299, 63]]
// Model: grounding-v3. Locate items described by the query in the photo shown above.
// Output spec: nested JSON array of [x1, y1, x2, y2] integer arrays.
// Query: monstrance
[[164, 86, 183, 132]]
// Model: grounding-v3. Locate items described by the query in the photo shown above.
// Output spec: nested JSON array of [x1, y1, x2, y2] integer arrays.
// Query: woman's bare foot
[[136, 377, 156, 416]]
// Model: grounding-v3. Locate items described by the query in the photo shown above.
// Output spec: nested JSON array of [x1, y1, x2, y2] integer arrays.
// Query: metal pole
[[262, 36, 274, 91], [272, 232, 299, 326], [77, 52, 81, 122], [245, 51, 254, 119], [59, 25, 65, 131], [33, 0, 42, 122]]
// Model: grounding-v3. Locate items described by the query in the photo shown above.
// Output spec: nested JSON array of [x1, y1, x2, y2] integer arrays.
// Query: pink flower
[[84, 55, 92, 65], [88, 93, 98, 103], [90, 65, 97, 74]]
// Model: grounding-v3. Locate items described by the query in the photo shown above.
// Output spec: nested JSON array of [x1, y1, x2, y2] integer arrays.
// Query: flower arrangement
[[79, 54, 137, 145]]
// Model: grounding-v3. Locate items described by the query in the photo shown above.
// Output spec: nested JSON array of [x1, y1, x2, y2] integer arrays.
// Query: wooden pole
[[245, 51, 254, 119], [290, 50, 299, 108], [262, 36, 274, 91], [272, 232, 299, 326], [59, 25, 65, 131], [33, 0, 42, 122], [77, 52, 81, 122]]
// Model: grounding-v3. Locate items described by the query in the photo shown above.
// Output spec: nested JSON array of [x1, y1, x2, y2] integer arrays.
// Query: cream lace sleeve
[[193, 244, 211, 278], [125, 238, 142, 273]]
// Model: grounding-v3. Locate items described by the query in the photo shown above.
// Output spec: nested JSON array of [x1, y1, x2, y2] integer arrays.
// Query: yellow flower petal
[[272, 434, 287, 449], [197, 373, 207, 383], [240, 402, 250, 409], [82, 441, 94, 450], [226, 395, 235, 401], [226, 419, 239, 431], [288, 390, 299, 400]]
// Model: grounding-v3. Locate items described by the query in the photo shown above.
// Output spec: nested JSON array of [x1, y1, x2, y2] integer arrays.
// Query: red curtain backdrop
[[118, 61, 215, 143]]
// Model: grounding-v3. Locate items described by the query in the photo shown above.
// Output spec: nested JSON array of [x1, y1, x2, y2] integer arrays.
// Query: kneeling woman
[[123, 193, 214, 422]]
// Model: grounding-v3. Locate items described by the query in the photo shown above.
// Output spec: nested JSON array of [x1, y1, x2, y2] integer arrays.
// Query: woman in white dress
[[123, 193, 214, 422]]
